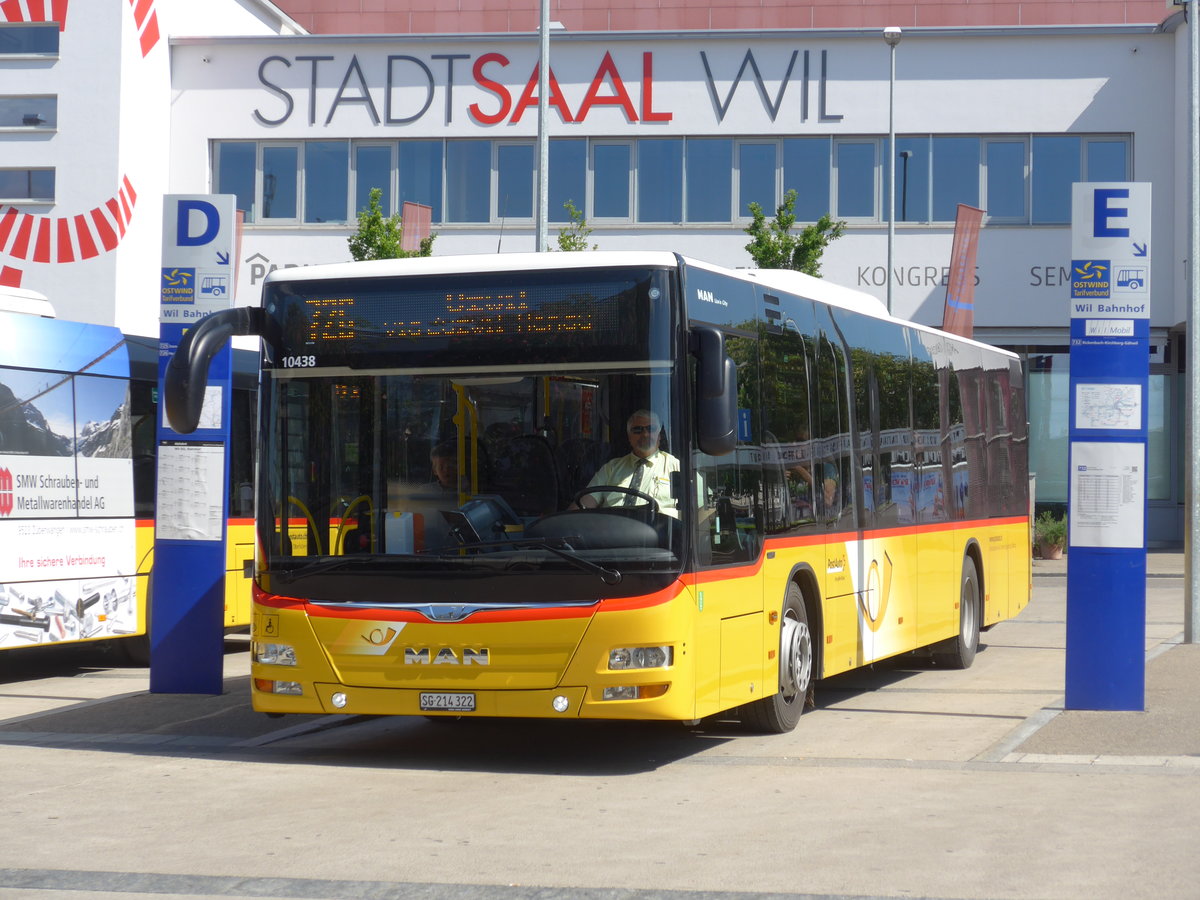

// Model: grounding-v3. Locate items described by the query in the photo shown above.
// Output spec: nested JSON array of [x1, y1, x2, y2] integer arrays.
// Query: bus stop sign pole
[[151, 195, 237, 694], [1065, 182, 1150, 711]]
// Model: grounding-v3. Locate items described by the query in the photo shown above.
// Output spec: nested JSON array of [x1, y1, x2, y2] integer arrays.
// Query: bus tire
[[934, 556, 980, 669], [742, 582, 813, 734]]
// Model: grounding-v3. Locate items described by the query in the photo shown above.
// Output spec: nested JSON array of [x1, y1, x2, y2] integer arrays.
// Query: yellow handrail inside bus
[[336, 494, 376, 554], [286, 495, 322, 556]]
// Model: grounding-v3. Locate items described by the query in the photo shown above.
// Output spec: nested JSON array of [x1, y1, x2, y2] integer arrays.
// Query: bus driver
[[573, 409, 680, 517]]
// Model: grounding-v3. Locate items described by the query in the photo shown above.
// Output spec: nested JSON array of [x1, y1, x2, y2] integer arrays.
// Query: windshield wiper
[[434, 538, 622, 585], [275, 554, 408, 579]]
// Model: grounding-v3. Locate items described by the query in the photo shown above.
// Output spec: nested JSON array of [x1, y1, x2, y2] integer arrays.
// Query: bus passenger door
[[690, 333, 767, 714]]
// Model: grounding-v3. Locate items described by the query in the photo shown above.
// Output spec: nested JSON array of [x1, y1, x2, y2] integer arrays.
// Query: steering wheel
[[572, 485, 657, 510]]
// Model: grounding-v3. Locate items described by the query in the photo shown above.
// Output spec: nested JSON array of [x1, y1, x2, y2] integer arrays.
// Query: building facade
[[0, 0, 1191, 542]]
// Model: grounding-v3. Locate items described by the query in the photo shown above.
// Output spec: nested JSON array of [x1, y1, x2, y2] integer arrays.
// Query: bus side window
[[694, 334, 762, 566]]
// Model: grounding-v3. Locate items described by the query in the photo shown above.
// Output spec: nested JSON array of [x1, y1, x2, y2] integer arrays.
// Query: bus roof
[[259, 252, 1015, 361], [261, 251, 682, 285], [0, 285, 56, 317]]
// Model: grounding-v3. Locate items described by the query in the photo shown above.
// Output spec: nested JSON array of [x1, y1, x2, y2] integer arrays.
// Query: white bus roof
[[261, 252, 1014, 360], [0, 286, 56, 317]]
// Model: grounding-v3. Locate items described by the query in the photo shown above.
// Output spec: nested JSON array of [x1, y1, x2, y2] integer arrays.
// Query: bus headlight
[[608, 645, 673, 670], [601, 684, 669, 701], [254, 679, 302, 695], [253, 642, 297, 666]]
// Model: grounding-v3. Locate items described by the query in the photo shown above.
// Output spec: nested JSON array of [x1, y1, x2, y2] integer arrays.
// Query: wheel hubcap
[[780, 612, 812, 699]]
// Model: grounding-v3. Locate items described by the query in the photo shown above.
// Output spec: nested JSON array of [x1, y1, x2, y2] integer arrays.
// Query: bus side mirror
[[692, 326, 737, 457], [165, 307, 267, 434]]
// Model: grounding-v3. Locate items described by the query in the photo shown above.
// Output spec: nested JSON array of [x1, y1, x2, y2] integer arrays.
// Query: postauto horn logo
[[0, 467, 13, 516]]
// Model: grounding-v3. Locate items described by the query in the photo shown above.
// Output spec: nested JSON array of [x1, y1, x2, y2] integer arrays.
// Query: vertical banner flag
[[401, 202, 433, 253], [941, 204, 984, 339]]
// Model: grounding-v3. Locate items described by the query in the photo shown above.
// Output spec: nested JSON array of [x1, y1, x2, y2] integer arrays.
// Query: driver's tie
[[624, 459, 649, 506]]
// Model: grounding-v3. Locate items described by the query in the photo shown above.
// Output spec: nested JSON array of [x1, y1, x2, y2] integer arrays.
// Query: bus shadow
[[1, 644, 992, 775], [0, 672, 735, 776]]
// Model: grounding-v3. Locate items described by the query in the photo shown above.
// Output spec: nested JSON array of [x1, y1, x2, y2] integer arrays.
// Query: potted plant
[[1034, 510, 1067, 559]]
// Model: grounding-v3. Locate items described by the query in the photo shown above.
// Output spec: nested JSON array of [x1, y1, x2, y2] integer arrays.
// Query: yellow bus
[[167, 252, 1030, 732], [0, 290, 255, 663]]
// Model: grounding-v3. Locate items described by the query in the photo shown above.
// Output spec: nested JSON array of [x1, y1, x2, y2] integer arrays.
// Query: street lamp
[[883, 26, 902, 314]]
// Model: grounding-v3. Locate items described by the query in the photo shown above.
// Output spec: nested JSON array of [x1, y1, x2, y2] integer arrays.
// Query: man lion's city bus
[[166, 252, 1030, 732], [0, 288, 255, 662]]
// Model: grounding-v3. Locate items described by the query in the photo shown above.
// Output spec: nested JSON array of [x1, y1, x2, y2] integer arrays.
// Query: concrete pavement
[[0, 553, 1196, 900]]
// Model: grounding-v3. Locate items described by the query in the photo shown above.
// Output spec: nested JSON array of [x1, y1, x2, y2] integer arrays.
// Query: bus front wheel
[[742, 582, 813, 733], [933, 556, 980, 669]]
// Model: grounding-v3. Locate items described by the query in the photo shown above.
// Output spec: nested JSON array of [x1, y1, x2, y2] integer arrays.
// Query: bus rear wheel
[[742, 582, 813, 733], [934, 556, 980, 669]]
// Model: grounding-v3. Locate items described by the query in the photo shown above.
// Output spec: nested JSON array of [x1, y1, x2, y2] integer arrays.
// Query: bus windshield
[[257, 266, 686, 605]]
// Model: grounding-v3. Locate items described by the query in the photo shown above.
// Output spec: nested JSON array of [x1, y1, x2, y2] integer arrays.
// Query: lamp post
[[883, 26, 902, 314], [535, 0, 550, 251], [1187, 0, 1199, 643]]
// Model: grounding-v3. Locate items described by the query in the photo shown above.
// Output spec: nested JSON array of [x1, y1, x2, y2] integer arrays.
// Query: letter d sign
[[177, 199, 220, 246]]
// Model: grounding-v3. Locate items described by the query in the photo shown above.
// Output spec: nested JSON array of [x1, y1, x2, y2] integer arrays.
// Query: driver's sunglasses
[[628, 425, 659, 434]]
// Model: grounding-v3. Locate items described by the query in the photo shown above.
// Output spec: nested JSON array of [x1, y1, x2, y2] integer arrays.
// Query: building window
[[834, 140, 877, 219], [549, 138, 586, 223], [984, 140, 1027, 221], [0, 96, 56, 129], [354, 144, 393, 216], [215, 142, 256, 221], [0, 168, 54, 201], [399, 140, 443, 224], [445, 140, 490, 223], [686, 138, 732, 223], [0, 25, 58, 55], [637, 138, 683, 223], [931, 137, 980, 221], [262, 145, 299, 221], [210, 133, 1129, 230], [892, 136, 930, 222], [783, 137, 832, 222], [495, 142, 534, 221], [592, 142, 631, 220], [304, 141, 349, 224], [737, 142, 776, 219]]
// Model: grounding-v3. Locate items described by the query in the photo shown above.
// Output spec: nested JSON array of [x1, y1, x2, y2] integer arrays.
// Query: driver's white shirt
[[587, 449, 680, 516]]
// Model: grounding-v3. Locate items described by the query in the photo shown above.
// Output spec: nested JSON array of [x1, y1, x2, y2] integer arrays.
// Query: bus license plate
[[420, 692, 476, 712]]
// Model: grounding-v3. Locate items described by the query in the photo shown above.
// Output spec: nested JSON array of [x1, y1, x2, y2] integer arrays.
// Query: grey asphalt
[[0, 552, 1196, 900]]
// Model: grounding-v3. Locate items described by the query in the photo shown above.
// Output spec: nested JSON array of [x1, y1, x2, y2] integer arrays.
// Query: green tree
[[556, 199, 597, 252], [744, 189, 845, 276], [348, 187, 435, 260]]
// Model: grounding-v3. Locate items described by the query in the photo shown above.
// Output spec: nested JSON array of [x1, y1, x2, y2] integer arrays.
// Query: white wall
[[167, 27, 1179, 334]]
